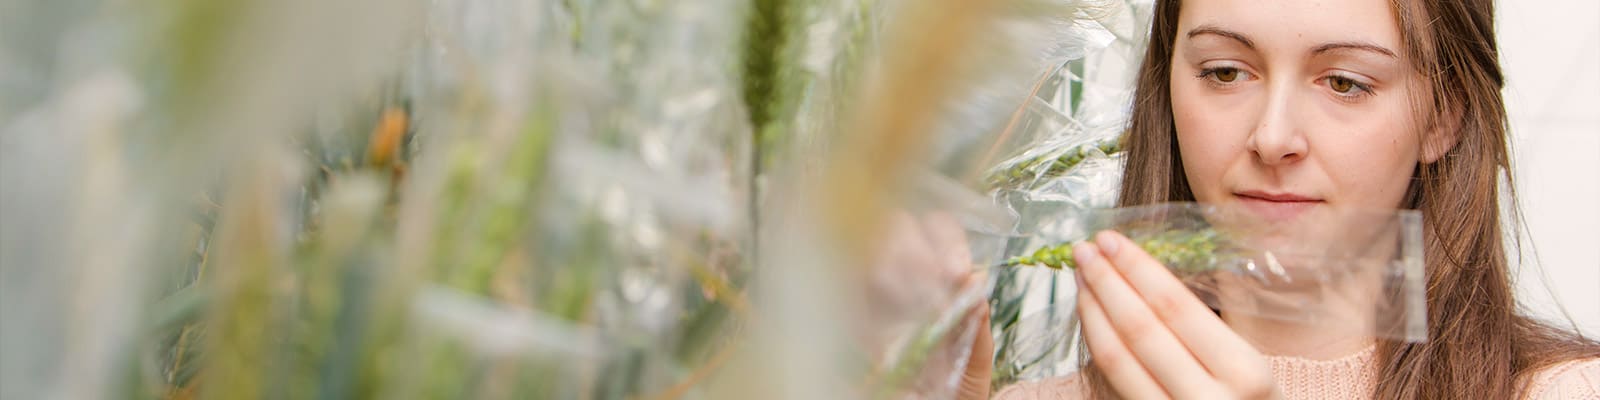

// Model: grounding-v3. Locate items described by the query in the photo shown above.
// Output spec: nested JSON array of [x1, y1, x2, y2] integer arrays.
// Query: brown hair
[[1088, 0, 1600, 398]]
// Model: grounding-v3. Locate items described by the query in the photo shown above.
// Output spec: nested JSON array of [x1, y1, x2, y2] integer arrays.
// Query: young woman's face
[[1170, 0, 1439, 220]]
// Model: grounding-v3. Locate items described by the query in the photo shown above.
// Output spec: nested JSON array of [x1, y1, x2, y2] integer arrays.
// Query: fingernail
[[1095, 231, 1120, 256], [1071, 241, 1097, 267], [1074, 270, 1085, 288]]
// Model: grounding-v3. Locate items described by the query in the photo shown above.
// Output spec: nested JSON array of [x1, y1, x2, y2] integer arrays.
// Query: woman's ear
[[1420, 102, 1462, 164]]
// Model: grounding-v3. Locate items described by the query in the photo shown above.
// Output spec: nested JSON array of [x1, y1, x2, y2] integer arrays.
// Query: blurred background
[[1, 0, 1594, 399], [2, 0, 1133, 398], [1500, 1, 1600, 338]]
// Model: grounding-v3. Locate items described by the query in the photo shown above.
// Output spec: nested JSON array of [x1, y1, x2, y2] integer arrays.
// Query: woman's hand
[[865, 211, 974, 329], [862, 211, 993, 399], [1073, 231, 1280, 400]]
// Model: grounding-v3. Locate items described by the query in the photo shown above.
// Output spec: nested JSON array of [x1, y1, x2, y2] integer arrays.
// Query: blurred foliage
[[0, 0, 1145, 398]]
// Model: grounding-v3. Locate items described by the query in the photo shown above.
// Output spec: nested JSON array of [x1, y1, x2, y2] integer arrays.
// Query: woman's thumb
[[956, 304, 993, 400]]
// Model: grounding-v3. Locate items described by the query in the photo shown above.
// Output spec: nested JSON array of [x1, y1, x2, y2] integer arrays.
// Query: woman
[[879, 0, 1600, 398]]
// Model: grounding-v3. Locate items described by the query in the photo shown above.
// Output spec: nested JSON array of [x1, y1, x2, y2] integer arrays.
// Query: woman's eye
[[1329, 76, 1357, 93], [1214, 68, 1239, 82], [1197, 67, 1250, 85], [1320, 74, 1374, 99]]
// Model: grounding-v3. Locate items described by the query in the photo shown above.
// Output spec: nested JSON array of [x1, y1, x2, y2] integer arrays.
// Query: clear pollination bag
[[1003, 202, 1427, 342]]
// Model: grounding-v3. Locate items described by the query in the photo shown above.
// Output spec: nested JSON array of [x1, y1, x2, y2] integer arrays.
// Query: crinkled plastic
[[985, 100, 1128, 231], [866, 172, 1025, 400], [875, 274, 995, 400], [1011, 202, 1428, 342]]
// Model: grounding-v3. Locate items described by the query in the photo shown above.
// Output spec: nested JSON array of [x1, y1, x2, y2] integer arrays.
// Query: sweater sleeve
[[1523, 357, 1600, 400]]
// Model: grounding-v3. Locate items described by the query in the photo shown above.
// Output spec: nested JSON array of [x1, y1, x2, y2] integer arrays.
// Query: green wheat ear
[[998, 228, 1223, 272], [987, 136, 1124, 189]]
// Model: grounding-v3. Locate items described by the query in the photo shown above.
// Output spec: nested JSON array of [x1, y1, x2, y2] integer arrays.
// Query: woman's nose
[[1247, 84, 1309, 165]]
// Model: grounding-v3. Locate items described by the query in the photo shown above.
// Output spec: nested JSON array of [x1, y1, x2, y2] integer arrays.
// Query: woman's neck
[[1223, 313, 1375, 359], [1216, 269, 1383, 359]]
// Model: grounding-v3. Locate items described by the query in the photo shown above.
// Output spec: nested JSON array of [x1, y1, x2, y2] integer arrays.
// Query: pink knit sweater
[[993, 346, 1600, 399]]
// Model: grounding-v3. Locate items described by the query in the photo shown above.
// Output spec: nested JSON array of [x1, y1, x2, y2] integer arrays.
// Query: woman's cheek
[[1172, 89, 1248, 202], [1182, 147, 1234, 202], [1329, 110, 1423, 209], [1320, 133, 1416, 209]]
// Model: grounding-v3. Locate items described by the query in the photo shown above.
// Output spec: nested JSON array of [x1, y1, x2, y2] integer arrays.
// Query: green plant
[[998, 228, 1225, 273], [986, 136, 1123, 190]]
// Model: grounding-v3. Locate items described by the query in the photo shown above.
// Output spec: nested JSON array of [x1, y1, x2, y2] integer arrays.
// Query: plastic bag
[[1004, 202, 1427, 342]]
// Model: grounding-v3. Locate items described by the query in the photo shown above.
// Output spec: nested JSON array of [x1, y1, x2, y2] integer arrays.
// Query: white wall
[[1499, 2, 1600, 338]]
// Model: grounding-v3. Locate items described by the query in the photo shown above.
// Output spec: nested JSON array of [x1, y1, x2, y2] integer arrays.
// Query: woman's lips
[[1235, 191, 1323, 221]]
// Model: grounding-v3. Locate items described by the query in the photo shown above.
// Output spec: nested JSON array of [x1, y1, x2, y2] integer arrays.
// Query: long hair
[[1088, 0, 1600, 398]]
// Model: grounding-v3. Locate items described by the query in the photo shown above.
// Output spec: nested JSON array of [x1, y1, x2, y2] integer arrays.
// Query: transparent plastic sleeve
[[1003, 202, 1427, 342]]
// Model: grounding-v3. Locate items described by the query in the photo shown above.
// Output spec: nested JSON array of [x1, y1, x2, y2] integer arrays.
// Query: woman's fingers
[[1092, 231, 1275, 393], [868, 210, 986, 326], [1076, 272, 1170, 400], [874, 211, 944, 311], [1074, 241, 1228, 397], [920, 212, 973, 286]]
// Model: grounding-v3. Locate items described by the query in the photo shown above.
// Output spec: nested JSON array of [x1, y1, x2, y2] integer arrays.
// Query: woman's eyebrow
[[1311, 41, 1399, 58], [1186, 25, 1255, 49]]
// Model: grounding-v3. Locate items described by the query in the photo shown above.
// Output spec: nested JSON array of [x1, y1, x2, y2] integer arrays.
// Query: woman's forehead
[[1174, 0, 1404, 55]]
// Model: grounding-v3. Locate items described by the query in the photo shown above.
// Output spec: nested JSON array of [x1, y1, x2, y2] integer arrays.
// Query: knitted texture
[[1263, 345, 1377, 399], [992, 345, 1599, 399], [1524, 358, 1600, 400]]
